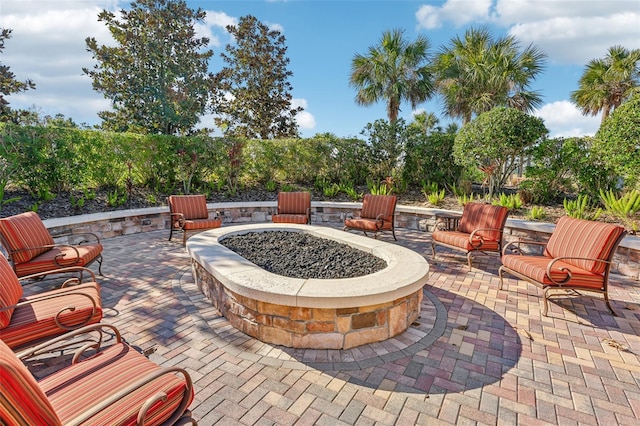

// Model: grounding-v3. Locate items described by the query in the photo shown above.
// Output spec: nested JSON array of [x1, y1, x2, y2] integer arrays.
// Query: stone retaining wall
[[43, 201, 640, 281]]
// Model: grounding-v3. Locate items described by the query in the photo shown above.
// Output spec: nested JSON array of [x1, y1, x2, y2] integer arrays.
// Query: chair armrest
[[69, 366, 194, 426], [171, 212, 186, 228], [545, 256, 611, 286], [16, 323, 122, 361], [2, 290, 100, 330], [18, 266, 96, 286], [468, 227, 503, 249]]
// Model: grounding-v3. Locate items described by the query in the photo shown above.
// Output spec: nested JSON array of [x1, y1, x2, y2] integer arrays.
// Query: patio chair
[[272, 191, 311, 224], [0, 323, 195, 425], [0, 211, 103, 278], [431, 202, 509, 270], [0, 254, 103, 350], [499, 216, 626, 316], [168, 194, 222, 246], [344, 194, 397, 240]]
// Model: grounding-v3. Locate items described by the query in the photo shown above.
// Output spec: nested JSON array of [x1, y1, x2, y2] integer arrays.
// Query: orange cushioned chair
[[499, 216, 626, 316], [272, 191, 311, 224], [0, 324, 195, 426], [0, 212, 103, 278], [0, 255, 102, 350], [431, 202, 509, 270], [168, 194, 222, 246], [344, 194, 397, 240]]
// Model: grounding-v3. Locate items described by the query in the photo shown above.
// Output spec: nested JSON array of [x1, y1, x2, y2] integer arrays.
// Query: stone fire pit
[[186, 224, 430, 349]]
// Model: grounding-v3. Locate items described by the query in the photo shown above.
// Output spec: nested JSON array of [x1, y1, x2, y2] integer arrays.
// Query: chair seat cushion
[[40, 342, 193, 426], [181, 218, 222, 231], [344, 217, 391, 231], [502, 254, 605, 289], [432, 230, 500, 252], [0, 283, 103, 349], [272, 214, 308, 224], [0, 256, 24, 328], [13, 243, 103, 277]]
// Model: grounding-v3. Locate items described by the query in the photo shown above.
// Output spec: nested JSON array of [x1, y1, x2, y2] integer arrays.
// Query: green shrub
[[563, 194, 602, 220], [493, 193, 522, 210], [527, 205, 547, 221], [426, 189, 445, 206], [600, 189, 640, 233]]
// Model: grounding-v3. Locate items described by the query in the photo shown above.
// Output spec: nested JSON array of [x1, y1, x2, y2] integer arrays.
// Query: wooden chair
[[272, 191, 311, 224], [344, 194, 397, 240], [431, 203, 509, 270], [168, 195, 222, 246], [1, 323, 195, 425], [0, 211, 103, 278], [499, 216, 627, 316], [0, 255, 102, 350]]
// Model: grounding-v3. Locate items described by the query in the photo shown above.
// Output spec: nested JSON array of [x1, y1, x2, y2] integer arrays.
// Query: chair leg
[[182, 231, 187, 247], [498, 266, 505, 290], [466, 252, 473, 270], [391, 227, 397, 241], [431, 241, 436, 258], [603, 292, 618, 316], [96, 254, 103, 276], [169, 227, 174, 241]]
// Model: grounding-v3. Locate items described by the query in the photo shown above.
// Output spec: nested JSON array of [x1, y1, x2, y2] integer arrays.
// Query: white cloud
[[534, 101, 600, 138], [417, 0, 492, 29], [416, 0, 640, 65], [292, 98, 316, 130]]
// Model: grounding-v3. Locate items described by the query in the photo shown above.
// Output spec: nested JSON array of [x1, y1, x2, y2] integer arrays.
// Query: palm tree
[[433, 26, 546, 124], [570, 45, 640, 123], [350, 29, 435, 124]]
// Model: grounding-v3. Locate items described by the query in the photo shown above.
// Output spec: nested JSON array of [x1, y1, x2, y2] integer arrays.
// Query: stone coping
[[186, 223, 430, 309], [42, 200, 639, 252]]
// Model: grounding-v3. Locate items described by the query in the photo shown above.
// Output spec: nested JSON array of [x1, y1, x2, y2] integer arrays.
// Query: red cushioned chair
[[499, 216, 626, 316], [0, 212, 103, 278], [0, 255, 102, 350], [168, 194, 222, 246], [431, 202, 509, 270], [0, 323, 195, 426], [272, 191, 311, 224], [343, 194, 397, 240]]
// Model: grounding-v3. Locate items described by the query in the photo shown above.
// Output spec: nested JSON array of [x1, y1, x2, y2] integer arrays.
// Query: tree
[[350, 29, 435, 124], [434, 26, 546, 124], [454, 107, 548, 196], [0, 28, 36, 123], [570, 45, 640, 124], [84, 0, 213, 135], [214, 15, 301, 139], [593, 93, 640, 188]]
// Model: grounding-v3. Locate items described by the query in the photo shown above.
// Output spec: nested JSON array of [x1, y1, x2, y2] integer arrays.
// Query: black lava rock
[[220, 231, 387, 279]]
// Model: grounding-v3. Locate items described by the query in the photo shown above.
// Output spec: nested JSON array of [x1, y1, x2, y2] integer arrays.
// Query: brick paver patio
[[22, 226, 640, 425]]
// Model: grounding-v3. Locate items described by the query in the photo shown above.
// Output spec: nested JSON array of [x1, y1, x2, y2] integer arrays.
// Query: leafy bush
[[593, 93, 640, 189], [600, 189, 640, 233], [492, 193, 522, 210], [527, 205, 547, 221]]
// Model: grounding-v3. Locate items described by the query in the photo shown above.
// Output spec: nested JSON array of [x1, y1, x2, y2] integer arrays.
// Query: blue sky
[[2, 0, 639, 138]]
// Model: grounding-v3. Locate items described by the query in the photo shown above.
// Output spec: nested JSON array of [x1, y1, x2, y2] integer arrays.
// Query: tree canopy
[[593, 93, 640, 188], [350, 29, 434, 124], [0, 28, 36, 123], [84, 0, 213, 135], [570, 45, 640, 124], [213, 15, 301, 139], [454, 107, 548, 196], [434, 26, 546, 124]]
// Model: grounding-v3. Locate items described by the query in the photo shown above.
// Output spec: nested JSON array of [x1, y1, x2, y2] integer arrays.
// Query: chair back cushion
[[0, 212, 54, 265], [0, 339, 61, 426], [169, 195, 209, 220], [545, 216, 626, 274], [277, 192, 311, 215], [458, 203, 509, 242], [0, 255, 24, 329], [361, 194, 397, 222]]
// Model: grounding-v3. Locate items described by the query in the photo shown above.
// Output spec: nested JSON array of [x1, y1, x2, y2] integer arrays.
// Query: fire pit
[[186, 224, 430, 349]]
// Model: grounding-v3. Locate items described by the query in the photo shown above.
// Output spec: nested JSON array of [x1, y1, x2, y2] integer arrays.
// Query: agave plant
[[600, 189, 640, 233]]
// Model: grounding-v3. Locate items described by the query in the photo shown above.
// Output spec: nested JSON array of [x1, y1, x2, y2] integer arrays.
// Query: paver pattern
[[22, 226, 640, 425]]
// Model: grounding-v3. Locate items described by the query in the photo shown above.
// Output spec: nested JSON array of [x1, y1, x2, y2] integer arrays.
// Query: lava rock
[[220, 231, 387, 279]]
